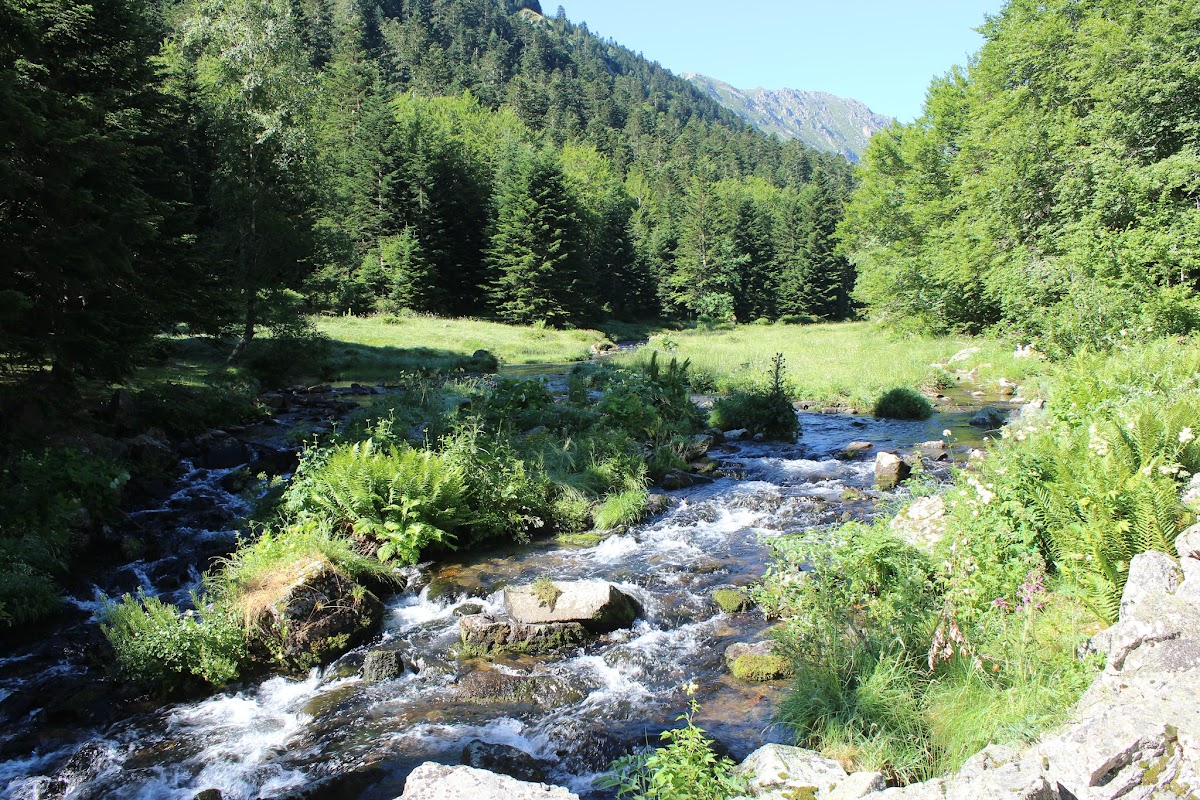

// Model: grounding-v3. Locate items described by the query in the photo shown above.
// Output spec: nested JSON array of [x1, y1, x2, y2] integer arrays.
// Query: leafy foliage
[[842, 0, 1200, 350], [101, 592, 247, 694]]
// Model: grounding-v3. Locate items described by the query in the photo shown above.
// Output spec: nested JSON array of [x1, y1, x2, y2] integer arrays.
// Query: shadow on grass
[[326, 341, 498, 384]]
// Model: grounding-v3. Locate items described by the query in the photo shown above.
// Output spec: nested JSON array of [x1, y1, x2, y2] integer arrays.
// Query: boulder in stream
[[504, 580, 641, 632], [361, 649, 409, 682], [840, 441, 873, 459], [458, 613, 587, 656], [970, 406, 1010, 430], [399, 763, 579, 800], [736, 744, 849, 796], [461, 739, 547, 783], [252, 558, 383, 671], [874, 451, 912, 490]]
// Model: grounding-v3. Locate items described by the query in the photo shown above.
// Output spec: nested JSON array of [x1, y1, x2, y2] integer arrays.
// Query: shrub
[[598, 693, 748, 800], [708, 354, 799, 441], [133, 379, 263, 437], [873, 387, 933, 420], [1, 448, 129, 627], [101, 592, 247, 694]]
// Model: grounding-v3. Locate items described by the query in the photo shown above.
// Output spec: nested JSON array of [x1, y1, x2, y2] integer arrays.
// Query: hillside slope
[[685, 73, 893, 162]]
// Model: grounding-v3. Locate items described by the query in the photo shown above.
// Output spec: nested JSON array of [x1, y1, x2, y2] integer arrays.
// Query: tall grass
[[617, 321, 1038, 409]]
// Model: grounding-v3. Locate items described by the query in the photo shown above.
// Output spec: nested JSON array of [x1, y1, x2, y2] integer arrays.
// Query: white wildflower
[[1179, 427, 1195, 445]]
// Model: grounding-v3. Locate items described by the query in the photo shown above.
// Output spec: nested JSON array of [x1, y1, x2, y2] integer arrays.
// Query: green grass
[[616, 321, 1042, 410], [318, 314, 611, 381]]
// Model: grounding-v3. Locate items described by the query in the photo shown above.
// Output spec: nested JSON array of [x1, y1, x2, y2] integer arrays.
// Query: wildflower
[[683, 680, 699, 696], [1180, 427, 1195, 445], [992, 596, 1009, 610], [942, 429, 952, 438]]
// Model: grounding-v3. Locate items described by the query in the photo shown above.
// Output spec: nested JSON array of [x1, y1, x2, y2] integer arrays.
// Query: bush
[[134, 379, 263, 437], [708, 354, 799, 441], [101, 592, 247, 694], [873, 387, 933, 420]]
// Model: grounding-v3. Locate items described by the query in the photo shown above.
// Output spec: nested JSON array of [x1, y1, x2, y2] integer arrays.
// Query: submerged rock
[[461, 740, 547, 783], [504, 580, 641, 632], [399, 763, 580, 800], [841, 441, 873, 459]]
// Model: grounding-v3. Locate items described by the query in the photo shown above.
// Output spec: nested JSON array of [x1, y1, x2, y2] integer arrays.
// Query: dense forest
[[841, 0, 1200, 353], [0, 0, 857, 383]]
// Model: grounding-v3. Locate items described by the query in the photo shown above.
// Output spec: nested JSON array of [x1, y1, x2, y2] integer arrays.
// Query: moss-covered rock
[[731, 653, 794, 682], [712, 587, 754, 613]]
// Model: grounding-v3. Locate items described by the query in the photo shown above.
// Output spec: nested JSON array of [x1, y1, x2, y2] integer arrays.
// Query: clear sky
[[557, 0, 1007, 122]]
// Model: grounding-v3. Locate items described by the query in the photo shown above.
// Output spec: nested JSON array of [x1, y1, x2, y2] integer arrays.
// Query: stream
[[0, 382, 1010, 800]]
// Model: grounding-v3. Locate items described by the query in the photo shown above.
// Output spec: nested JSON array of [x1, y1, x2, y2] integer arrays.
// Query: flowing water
[[0, 386, 1009, 800]]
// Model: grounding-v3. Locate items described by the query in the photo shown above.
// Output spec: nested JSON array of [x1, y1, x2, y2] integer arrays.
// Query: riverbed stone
[[969, 407, 1009, 430], [712, 587, 754, 613], [874, 452, 912, 490], [458, 613, 588, 656], [361, 649, 408, 682], [253, 558, 383, 670], [659, 470, 696, 490], [841, 441, 873, 459], [724, 428, 751, 440], [735, 744, 848, 795], [462, 740, 546, 783], [504, 580, 641, 632], [682, 433, 715, 461], [729, 652, 794, 682], [724, 639, 773, 665], [645, 492, 672, 515], [399, 763, 579, 800]]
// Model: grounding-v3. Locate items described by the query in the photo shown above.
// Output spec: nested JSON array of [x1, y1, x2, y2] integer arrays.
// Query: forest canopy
[[840, 0, 1200, 353]]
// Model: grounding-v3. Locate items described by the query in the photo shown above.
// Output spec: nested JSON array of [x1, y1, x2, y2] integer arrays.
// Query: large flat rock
[[504, 580, 641, 632], [398, 763, 579, 800]]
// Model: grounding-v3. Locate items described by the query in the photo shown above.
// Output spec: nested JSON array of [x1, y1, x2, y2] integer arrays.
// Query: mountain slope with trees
[[839, 0, 1200, 353], [0, 0, 861, 387]]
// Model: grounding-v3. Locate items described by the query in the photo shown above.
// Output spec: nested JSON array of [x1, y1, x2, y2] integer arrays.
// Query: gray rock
[[458, 613, 588, 656], [890, 496, 946, 552], [875, 452, 912, 490], [723, 428, 751, 440], [645, 493, 672, 515], [942, 746, 1053, 800], [1176, 523, 1200, 586], [462, 740, 546, 783], [453, 602, 485, 617], [681, 434, 715, 462], [454, 667, 583, 707], [827, 771, 887, 800], [1019, 398, 1046, 419], [969, 407, 1009, 430], [361, 649, 407, 682], [1120, 551, 1182, 620], [399, 763, 579, 800], [723, 639, 773, 665], [659, 470, 696, 490], [841, 441, 874, 459], [735, 744, 847, 795], [504, 580, 641, 632]]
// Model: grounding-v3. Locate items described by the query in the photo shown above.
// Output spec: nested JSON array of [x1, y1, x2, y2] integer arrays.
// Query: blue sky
[[557, 1, 1007, 122]]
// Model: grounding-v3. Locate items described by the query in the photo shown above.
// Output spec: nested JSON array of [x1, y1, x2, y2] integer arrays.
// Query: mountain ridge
[[684, 73, 893, 163]]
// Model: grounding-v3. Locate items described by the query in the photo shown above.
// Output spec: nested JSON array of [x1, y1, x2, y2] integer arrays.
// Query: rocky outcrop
[[398, 763, 579, 800], [890, 496, 947, 552], [504, 580, 641, 633]]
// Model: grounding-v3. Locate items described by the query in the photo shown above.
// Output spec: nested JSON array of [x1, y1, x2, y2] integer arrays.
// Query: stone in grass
[[730, 652, 794, 682], [711, 587, 754, 613]]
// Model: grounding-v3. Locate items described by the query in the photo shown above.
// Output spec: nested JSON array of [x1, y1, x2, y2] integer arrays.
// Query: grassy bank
[[754, 337, 1200, 781], [617, 321, 1040, 409], [317, 314, 610, 381]]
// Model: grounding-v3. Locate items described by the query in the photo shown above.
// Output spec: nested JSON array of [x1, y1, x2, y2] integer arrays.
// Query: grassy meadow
[[616, 321, 1042, 410], [317, 314, 610, 381]]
